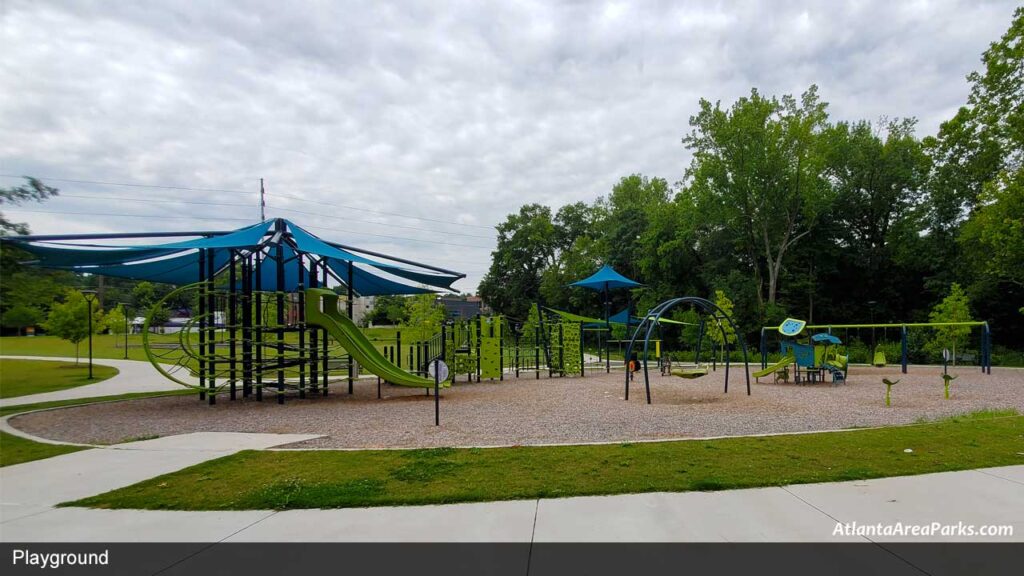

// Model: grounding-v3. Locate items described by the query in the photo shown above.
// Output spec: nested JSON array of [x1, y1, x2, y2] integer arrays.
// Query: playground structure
[[758, 320, 993, 376], [2, 219, 468, 407], [2, 219, 591, 417], [443, 307, 583, 381], [625, 296, 752, 404], [754, 318, 849, 384]]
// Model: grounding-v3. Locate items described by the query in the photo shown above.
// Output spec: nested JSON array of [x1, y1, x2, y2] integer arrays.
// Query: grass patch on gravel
[[64, 411, 1024, 510], [0, 358, 118, 398]]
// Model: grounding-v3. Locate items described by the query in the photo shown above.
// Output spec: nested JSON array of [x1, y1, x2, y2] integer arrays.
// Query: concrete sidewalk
[[0, 432, 319, 527], [0, 356, 187, 407]]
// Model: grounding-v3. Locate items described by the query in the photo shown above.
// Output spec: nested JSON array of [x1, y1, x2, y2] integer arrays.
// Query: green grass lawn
[[0, 334, 162, 362], [0, 358, 118, 398], [65, 411, 1023, 511], [0, 431, 86, 467]]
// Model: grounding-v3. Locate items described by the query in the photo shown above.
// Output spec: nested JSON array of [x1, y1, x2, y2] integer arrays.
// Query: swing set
[[759, 321, 993, 375]]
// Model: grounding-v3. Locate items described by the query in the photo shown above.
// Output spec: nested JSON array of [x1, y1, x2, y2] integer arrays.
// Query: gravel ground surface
[[10, 365, 1023, 449]]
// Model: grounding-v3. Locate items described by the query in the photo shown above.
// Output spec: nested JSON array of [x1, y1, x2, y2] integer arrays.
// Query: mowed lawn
[[67, 411, 1023, 511], [0, 358, 118, 398]]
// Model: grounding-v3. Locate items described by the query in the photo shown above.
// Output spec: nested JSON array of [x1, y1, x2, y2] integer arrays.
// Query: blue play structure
[[777, 318, 848, 384]]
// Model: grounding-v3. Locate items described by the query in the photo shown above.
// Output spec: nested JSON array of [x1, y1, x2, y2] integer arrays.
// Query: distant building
[[437, 295, 488, 319], [352, 296, 374, 325]]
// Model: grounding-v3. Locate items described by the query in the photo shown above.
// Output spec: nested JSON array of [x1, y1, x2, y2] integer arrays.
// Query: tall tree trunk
[[75, 342, 80, 364]]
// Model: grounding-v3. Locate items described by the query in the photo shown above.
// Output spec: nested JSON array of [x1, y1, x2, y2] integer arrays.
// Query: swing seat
[[671, 367, 709, 379]]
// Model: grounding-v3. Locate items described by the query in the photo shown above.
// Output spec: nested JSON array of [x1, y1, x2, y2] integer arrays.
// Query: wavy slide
[[305, 288, 447, 389]]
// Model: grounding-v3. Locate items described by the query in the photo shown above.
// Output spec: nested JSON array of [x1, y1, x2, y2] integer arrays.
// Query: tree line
[[479, 9, 1023, 352]]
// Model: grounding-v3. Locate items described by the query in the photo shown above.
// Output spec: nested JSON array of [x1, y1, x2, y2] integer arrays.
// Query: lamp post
[[119, 302, 131, 359], [82, 290, 97, 379]]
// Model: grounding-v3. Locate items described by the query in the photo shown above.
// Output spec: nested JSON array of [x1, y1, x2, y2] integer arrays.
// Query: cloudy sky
[[0, 0, 1015, 292]]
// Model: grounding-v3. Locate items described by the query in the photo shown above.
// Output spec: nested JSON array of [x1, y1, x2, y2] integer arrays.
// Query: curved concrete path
[[0, 356, 188, 407]]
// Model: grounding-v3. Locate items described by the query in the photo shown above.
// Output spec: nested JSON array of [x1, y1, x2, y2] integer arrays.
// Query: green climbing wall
[[561, 320, 582, 376], [480, 316, 502, 379]]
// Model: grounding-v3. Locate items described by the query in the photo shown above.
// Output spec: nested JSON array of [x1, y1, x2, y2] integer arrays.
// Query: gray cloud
[[0, 0, 1015, 291]]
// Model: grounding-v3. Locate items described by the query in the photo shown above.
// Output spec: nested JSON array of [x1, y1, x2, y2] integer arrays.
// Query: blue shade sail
[[569, 264, 641, 291]]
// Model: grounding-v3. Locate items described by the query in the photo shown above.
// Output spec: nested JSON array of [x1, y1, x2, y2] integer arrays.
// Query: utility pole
[[259, 178, 266, 221]]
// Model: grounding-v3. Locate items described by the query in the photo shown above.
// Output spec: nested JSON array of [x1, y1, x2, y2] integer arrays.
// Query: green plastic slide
[[873, 351, 887, 367], [305, 288, 447, 389], [752, 356, 793, 381]]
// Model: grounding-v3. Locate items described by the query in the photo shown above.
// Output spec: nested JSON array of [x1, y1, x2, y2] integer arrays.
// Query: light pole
[[119, 302, 131, 359], [82, 290, 97, 379]]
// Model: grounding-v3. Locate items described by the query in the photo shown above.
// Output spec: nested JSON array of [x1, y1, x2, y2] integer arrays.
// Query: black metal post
[[242, 255, 253, 397], [580, 322, 584, 377], [198, 250, 206, 401], [558, 322, 564, 377], [255, 250, 263, 401], [347, 260, 354, 395], [275, 223, 285, 405], [207, 248, 216, 405], [901, 325, 908, 374], [297, 254, 306, 400], [229, 249, 237, 400], [604, 285, 610, 373], [321, 264, 328, 394], [515, 328, 520, 378], [122, 303, 129, 359], [535, 324, 540, 380], [82, 292, 95, 379], [309, 258, 319, 394]]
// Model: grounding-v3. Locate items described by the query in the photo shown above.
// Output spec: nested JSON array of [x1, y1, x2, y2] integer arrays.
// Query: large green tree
[[478, 204, 559, 319], [933, 8, 1024, 340], [684, 86, 830, 312]]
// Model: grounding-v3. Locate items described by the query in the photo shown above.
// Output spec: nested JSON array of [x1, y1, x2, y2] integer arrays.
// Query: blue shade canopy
[[82, 250, 232, 286], [2, 218, 463, 295], [570, 265, 641, 291], [286, 221, 460, 290], [148, 221, 273, 250], [326, 259, 433, 296], [7, 243, 176, 268], [608, 307, 643, 326], [6, 221, 273, 268]]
